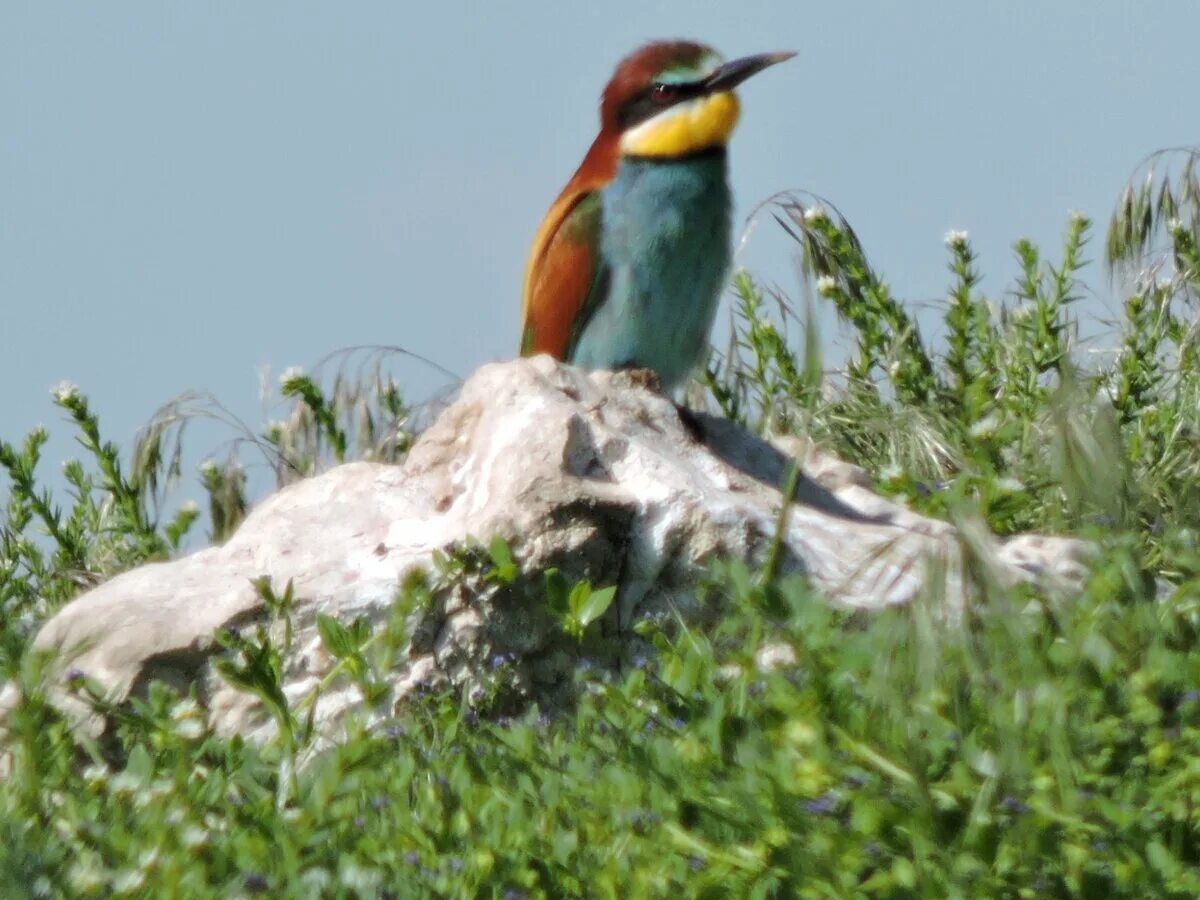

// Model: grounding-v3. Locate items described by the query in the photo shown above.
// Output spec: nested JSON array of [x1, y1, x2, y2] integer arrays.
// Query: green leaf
[[125, 744, 154, 779], [891, 857, 917, 889], [316, 613, 355, 660], [544, 569, 569, 614], [349, 615, 372, 647], [1147, 840, 1179, 879], [567, 582, 591, 618], [488, 536, 518, 584], [576, 585, 616, 629]]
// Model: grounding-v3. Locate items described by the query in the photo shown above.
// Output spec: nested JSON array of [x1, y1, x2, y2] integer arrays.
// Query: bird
[[519, 40, 794, 392]]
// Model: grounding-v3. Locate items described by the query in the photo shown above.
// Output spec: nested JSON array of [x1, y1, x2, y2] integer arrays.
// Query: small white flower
[[803, 205, 828, 223], [51, 381, 80, 403], [816, 275, 838, 296], [199, 458, 218, 475], [968, 412, 1002, 439], [170, 697, 202, 721], [180, 500, 199, 513], [1069, 209, 1088, 224], [81, 764, 110, 786], [180, 825, 211, 849], [109, 770, 142, 796], [279, 366, 305, 387], [339, 863, 383, 893], [1167, 217, 1185, 234], [756, 642, 797, 672], [996, 477, 1026, 494], [133, 778, 175, 809], [111, 870, 147, 893], [715, 663, 744, 683], [944, 229, 969, 248], [67, 862, 105, 894], [173, 718, 205, 740]]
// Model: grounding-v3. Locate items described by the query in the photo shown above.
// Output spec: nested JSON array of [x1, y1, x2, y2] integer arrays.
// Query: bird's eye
[[651, 83, 676, 103]]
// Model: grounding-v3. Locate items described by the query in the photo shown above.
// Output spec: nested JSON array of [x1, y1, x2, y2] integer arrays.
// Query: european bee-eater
[[520, 40, 793, 390]]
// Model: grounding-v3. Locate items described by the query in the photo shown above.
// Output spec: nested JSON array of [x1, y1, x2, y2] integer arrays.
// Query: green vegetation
[[2, 149, 1200, 896]]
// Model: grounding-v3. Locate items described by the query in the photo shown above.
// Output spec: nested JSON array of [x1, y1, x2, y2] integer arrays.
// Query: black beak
[[703, 51, 795, 94]]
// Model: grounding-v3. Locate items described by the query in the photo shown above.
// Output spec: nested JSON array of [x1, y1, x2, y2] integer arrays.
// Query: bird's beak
[[703, 51, 796, 93]]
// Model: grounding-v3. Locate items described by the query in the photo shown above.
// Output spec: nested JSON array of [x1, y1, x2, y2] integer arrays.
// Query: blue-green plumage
[[569, 152, 732, 391]]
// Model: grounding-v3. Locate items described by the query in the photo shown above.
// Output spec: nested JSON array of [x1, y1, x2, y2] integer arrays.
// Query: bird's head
[[600, 40, 794, 159]]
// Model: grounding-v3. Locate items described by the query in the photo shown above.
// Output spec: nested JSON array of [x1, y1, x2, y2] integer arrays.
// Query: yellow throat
[[619, 91, 741, 158]]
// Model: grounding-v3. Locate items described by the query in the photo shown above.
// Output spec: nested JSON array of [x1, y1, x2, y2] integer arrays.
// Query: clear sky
[[2, 3, 1195, 499]]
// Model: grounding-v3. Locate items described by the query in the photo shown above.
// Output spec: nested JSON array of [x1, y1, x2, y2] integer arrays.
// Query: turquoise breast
[[570, 151, 732, 391]]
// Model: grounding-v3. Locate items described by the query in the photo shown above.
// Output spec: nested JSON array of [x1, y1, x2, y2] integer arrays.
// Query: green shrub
[[3, 156, 1200, 896]]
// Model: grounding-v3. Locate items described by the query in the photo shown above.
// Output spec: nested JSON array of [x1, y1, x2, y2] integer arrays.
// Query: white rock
[[0, 357, 1093, 749]]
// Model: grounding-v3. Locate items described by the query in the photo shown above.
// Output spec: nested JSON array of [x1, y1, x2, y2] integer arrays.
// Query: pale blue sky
[[2, 3, 1194, 498]]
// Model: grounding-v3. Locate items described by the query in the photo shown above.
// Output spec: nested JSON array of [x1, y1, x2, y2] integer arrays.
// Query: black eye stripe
[[617, 81, 705, 129]]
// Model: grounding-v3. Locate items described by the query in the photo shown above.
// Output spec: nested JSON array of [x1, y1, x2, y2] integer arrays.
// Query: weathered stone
[[0, 357, 1094, 750]]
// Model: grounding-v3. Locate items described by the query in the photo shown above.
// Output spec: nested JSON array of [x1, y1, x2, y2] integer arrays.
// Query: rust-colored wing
[[520, 135, 618, 360], [520, 192, 603, 359]]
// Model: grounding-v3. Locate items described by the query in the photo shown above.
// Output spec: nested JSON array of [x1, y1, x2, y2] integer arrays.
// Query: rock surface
[[0, 357, 1094, 747]]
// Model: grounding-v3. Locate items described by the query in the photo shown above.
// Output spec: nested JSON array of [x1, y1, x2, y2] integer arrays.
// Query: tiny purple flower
[[803, 793, 839, 816], [630, 811, 660, 830], [243, 873, 269, 893], [1001, 796, 1029, 815]]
